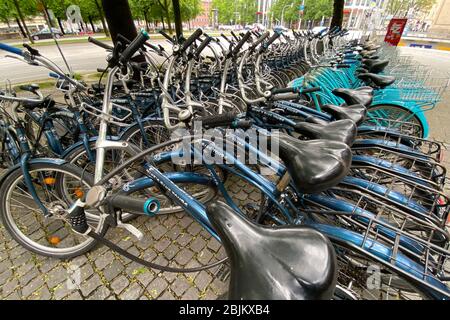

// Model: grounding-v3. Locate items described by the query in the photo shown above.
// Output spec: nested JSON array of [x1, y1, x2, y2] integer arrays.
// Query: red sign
[[256, 11, 262, 15], [384, 18, 407, 46]]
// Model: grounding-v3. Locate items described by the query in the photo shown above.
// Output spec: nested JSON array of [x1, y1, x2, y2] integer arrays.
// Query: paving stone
[[147, 277, 168, 299], [136, 237, 153, 250], [190, 237, 206, 253], [176, 233, 192, 246], [207, 239, 221, 252], [94, 251, 115, 270], [194, 271, 213, 291], [0, 268, 13, 286], [167, 226, 183, 240], [150, 225, 168, 240], [39, 258, 60, 273], [89, 286, 111, 300], [18, 267, 41, 287], [171, 277, 191, 297], [4, 291, 21, 300], [136, 270, 155, 287], [80, 274, 102, 297], [175, 248, 194, 266], [179, 216, 193, 228], [181, 286, 200, 300], [210, 278, 228, 296], [111, 275, 130, 295], [163, 243, 180, 260], [2, 278, 20, 297], [154, 238, 171, 252], [22, 276, 45, 298], [29, 285, 51, 300], [79, 263, 94, 282], [53, 283, 74, 300], [187, 223, 202, 236], [158, 290, 176, 300], [65, 291, 83, 300], [47, 266, 68, 289], [197, 248, 214, 265], [102, 260, 125, 282], [119, 282, 143, 300]]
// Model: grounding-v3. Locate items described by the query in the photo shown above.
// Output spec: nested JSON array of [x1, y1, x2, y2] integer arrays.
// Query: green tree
[[387, 0, 436, 17], [270, 0, 332, 27], [211, 0, 257, 25]]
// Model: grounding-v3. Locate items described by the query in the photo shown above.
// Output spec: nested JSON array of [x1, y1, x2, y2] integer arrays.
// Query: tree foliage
[[270, 0, 332, 25], [386, 0, 436, 17], [211, 0, 257, 25]]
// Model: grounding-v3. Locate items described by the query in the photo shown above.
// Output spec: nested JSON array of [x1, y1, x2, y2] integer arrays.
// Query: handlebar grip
[[197, 112, 238, 129], [263, 32, 281, 49], [117, 34, 131, 44], [300, 87, 321, 94], [49, 72, 61, 79], [144, 42, 161, 53], [119, 30, 150, 64], [250, 31, 269, 51], [194, 36, 212, 58], [159, 30, 174, 43], [231, 119, 252, 130], [232, 31, 251, 56], [0, 43, 23, 56], [97, 68, 107, 73], [221, 33, 231, 43], [336, 64, 351, 69], [180, 28, 203, 53], [88, 37, 113, 50], [272, 87, 296, 95], [230, 31, 240, 42]]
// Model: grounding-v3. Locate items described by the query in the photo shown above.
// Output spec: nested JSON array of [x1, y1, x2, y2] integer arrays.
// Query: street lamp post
[[281, 4, 293, 28]]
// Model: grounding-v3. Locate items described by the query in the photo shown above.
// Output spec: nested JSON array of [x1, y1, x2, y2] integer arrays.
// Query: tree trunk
[[143, 10, 149, 31], [94, 0, 110, 37], [161, 15, 166, 30], [102, 0, 137, 44], [15, 17, 26, 38], [57, 17, 65, 35], [89, 16, 96, 32], [13, 0, 34, 43], [330, 0, 345, 28]]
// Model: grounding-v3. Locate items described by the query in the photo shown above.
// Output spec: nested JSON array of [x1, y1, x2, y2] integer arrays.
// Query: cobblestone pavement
[[1, 48, 450, 300]]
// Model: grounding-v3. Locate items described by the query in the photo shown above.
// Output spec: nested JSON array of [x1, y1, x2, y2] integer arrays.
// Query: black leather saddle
[[322, 104, 367, 125], [206, 201, 337, 300], [358, 73, 396, 88], [294, 119, 357, 146], [276, 133, 351, 194], [362, 59, 389, 74], [332, 88, 373, 107]]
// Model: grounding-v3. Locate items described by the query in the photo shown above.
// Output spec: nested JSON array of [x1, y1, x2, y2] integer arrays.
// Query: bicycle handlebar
[[197, 112, 251, 129], [159, 30, 174, 43], [0, 43, 23, 56], [88, 37, 113, 51], [250, 31, 270, 51], [194, 36, 212, 58], [232, 31, 251, 56], [119, 30, 149, 64], [179, 28, 203, 53]]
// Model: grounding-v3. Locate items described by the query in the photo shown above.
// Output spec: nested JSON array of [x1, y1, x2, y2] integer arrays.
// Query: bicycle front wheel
[[0, 162, 107, 259]]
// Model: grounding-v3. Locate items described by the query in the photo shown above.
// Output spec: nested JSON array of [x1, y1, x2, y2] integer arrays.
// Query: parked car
[[273, 25, 288, 33], [312, 26, 327, 35], [31, 28, 63, 40]]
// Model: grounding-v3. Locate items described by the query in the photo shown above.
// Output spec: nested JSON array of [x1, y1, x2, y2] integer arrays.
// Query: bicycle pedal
[[214, 262, 231, 282], [117, 221, 143, 241]]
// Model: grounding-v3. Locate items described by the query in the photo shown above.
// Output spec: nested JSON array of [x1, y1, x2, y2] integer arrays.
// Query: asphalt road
[[0, 39, 169, 83]]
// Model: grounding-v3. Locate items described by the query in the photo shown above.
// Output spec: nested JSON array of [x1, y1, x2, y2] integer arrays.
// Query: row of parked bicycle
[[0, 26, 449, 300]]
